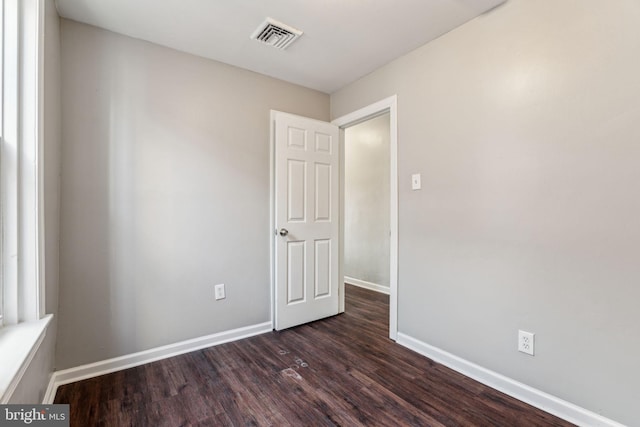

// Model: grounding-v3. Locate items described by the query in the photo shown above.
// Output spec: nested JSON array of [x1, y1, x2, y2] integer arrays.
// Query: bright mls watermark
[[0, 405, 69, 426]]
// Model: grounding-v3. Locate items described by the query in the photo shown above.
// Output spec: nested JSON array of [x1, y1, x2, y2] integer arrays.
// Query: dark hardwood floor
[[55, 285, 574, 426]]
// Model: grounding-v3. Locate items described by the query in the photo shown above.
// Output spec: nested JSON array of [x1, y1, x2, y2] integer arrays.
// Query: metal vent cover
[[250, 18, 303, 50]]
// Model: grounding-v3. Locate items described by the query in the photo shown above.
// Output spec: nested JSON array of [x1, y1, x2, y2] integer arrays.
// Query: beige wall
[[344, 114, 390, 287], [332, 0, 639, 425], [57, 20, 329, 369]]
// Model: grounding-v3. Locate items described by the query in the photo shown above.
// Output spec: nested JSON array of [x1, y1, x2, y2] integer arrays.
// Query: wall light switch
[[411, 173, 421, 190], [215, 284, 226, 300]]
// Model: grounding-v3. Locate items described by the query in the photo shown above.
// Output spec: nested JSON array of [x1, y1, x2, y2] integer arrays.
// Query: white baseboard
[[43, 321, 272, 404], [344, 276, 389, 295], [396, 333, 625, 427], [42, 372, 58, 405]]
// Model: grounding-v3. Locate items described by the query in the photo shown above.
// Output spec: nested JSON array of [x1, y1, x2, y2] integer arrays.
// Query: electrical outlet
[[214, 284, 226, 300], [518, 330, 535, 356]]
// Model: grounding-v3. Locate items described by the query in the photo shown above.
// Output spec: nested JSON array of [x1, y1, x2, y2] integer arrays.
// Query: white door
[[274, 111, 340, 330]]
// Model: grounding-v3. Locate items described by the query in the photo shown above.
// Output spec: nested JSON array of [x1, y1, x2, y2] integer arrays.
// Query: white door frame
[[269, 95, 398, 340], [332, 95, 398, 341]]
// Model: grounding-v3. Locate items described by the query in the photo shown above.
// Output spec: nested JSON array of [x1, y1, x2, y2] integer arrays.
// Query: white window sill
[[0, 314, 53, 403]]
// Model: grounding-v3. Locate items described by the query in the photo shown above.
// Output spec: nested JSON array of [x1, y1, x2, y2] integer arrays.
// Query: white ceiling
[[55, 0, 506, 94]]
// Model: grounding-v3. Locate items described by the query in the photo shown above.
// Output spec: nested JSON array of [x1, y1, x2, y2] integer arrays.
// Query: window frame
[[0, 0, 50, 404], [1, 0, 45, 327], [0, 0, 4, 326]]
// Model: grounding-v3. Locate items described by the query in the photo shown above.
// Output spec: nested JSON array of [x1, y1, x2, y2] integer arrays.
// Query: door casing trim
[[332, 95, 398, 341], [269, 95, 398, 341]]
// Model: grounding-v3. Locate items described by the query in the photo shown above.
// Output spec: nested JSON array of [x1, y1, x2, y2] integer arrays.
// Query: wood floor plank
[[55, 285, 574, 426]]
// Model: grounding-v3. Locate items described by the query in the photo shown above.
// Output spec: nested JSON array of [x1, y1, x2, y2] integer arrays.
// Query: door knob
[[279, 228, 289, 236]]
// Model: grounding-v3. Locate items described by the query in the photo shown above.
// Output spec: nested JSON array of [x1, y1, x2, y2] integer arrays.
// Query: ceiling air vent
[[250, 18, 303, 50]]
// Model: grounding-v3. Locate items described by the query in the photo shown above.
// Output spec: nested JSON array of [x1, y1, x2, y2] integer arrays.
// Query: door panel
[[274, 112, 339, 330], [288, 160, 306, 221], [287, 240, 306, 304], [314, 239, 331, 297], [315, 132, 332, 153], [315, 163, 331, 221]]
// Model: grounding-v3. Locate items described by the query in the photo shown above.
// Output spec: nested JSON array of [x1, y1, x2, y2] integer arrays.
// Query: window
[[0, 0, 3, 326], [0, 0, 44, 327], [0, 0, 50, 404]]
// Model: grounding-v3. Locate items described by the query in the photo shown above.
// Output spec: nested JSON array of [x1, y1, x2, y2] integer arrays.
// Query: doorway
[[333, 95, 398, 340], [343, 114, 391, 295], [270, 96, 398, 339]]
